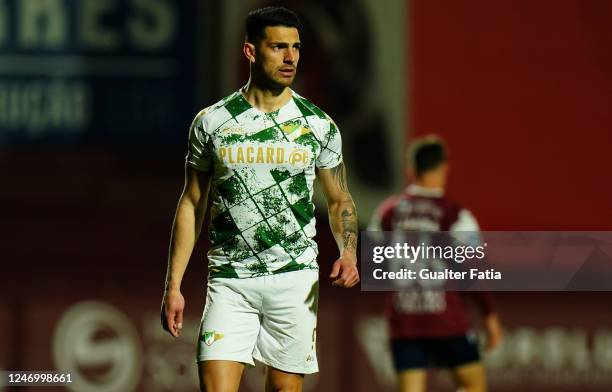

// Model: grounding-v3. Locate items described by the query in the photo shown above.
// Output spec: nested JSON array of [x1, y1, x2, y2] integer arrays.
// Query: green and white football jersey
[[186, 89, 343, 279]]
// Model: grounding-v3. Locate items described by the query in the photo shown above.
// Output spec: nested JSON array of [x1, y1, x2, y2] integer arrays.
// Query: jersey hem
[[209, 264, 319, 280]]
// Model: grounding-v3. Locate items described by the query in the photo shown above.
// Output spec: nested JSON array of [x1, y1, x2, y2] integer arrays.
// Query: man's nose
[[284, 49, 297, 63]]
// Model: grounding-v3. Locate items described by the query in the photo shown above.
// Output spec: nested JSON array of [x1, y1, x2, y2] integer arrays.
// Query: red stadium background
[[1, 0, 612, 391], [410, 0, 612, 230]]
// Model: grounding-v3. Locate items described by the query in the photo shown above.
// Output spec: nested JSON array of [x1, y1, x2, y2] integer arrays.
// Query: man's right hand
[[161, 289, 185, 338]]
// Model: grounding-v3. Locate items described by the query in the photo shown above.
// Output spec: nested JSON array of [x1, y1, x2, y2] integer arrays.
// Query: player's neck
[[414, 176, 445, 191], [413, 182, 444, 193], [241, 80, 293, 113], [413, 166, 447, 191]]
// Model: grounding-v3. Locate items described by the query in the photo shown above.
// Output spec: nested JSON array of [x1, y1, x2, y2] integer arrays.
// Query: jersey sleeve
[[369, 196, 399, 232], [185, 112, 213, 172], [315, 118, 343, 169], [368, 197, 398, 244], [450, 209, 480, 231], [450, 208, 481, 247]]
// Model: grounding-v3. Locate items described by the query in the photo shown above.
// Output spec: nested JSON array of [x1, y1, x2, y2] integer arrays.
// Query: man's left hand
[[329, 256, 360, 288], [484, 313, 503, 351]]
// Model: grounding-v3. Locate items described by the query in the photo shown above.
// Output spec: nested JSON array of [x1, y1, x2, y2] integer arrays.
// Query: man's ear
[[243, 42, 256, 63]]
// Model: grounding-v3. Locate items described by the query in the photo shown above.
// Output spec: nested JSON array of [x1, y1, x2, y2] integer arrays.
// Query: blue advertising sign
[[0, 0, 196, 145]]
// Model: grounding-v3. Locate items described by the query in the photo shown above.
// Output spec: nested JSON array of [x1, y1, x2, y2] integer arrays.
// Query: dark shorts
[[391, 334, 481, 371]]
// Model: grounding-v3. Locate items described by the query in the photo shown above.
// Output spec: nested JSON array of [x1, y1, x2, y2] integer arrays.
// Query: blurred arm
[[456, 211, 503, 350], [473, 291, 503, 350]]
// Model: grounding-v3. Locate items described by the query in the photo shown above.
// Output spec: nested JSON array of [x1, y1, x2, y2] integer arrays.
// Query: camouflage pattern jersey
[[186, 88, 343, 279]]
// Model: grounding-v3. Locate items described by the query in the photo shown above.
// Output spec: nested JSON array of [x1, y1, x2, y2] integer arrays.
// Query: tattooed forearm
[[341, 207, 358, 253], [331, 162, 349, 194], [320, 162, 358, 256]]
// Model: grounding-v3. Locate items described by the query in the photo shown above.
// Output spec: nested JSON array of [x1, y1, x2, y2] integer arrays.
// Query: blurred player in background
[[369, 136, 503, 392], [160, 6, 359, 392]]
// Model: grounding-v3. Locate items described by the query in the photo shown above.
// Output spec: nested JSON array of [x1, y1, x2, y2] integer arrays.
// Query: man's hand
[[161, 289, 185, 338], [329, 255, 360, 288], [484, 313, 503, 351]]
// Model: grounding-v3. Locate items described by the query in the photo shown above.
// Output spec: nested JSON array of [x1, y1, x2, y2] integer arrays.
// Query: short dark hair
[[409, 135, 447, 177], [245, 6, 301, 44]]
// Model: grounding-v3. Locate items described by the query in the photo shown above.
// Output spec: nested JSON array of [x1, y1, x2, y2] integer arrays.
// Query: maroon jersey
[[370, 185, 494, 339]]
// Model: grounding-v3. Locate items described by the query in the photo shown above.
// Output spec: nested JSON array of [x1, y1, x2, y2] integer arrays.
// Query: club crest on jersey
[[220, 125, 244, 135], [280, 120, 311, 140], [202, 330, 224, 346]]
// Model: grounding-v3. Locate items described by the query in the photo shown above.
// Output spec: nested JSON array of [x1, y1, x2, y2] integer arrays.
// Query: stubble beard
[[268, 69, 295, 89], [251, 60, 297, 92], [257, 64, 296, 90]]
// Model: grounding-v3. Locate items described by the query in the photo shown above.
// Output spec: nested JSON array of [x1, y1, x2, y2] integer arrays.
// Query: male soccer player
[[369, 136, 502, 392], [160, 7, 359, 392]]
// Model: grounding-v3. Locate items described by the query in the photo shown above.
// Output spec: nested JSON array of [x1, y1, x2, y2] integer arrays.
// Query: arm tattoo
[[325, 162, 358, 254], [341, 207, 358, 253], [331, 163, 349, 194]]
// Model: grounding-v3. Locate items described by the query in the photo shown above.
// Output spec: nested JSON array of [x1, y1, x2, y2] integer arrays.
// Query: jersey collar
[[406, 184, 444, 198]]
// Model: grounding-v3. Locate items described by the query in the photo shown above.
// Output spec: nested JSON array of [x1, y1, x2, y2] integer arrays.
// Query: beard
[[253, 63, 297, 90], [271, 73, 295, 87]]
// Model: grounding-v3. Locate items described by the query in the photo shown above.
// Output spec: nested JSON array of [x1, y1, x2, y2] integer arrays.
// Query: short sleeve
[[316, 119, 343, 169], [450, 209, 482, 247], [368, 196, 400, 232], [367, 199, 389, 244], [185, 113, 213, 172], [450, 209, 480, 232]]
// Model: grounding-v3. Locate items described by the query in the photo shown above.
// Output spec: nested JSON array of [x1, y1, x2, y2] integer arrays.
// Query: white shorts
[[196, 268, 319, 374]]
